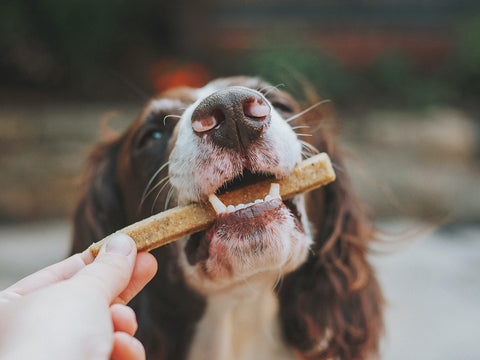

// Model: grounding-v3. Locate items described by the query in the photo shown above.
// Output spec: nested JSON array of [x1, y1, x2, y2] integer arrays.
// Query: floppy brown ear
[[277, 115, 383, 359], [71, 137, 127, 254]]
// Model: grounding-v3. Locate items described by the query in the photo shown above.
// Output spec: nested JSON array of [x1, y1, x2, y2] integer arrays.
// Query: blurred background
[[1, 0, 479, 359]]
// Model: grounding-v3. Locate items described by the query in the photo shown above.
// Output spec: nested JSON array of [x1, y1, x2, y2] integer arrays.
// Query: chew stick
[[88, 152, 336, 257]]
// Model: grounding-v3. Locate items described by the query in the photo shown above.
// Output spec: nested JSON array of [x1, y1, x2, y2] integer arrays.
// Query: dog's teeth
[[211, 186, 280, 215], [208, 194, 227, 214], [235, 203, 246, 211], [268, 183, 281, 199]]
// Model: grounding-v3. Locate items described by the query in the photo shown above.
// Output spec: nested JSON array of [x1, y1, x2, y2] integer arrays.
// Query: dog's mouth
[[207, 168, 303, 224], [214, 168, 275, 196], [209, 182, 282, 216], [184, 176, 304, 267], [207, 174, 304, 236], [184, 168, 305, 268]]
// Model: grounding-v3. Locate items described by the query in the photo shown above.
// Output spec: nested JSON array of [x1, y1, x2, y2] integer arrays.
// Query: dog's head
[[73, 76, 383, 360]]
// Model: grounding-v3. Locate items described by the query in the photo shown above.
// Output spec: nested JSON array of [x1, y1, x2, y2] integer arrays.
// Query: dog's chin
[[179, 198, 312, 294]]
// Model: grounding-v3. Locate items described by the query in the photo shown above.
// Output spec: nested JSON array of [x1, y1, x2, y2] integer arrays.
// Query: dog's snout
[[191, 87, 271, 149]]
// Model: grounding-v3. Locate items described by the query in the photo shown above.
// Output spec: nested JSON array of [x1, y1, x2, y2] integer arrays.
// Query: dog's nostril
[[243, 99, 270, 119], [191, 87, 272, 148], [192, 109, 225, 133]]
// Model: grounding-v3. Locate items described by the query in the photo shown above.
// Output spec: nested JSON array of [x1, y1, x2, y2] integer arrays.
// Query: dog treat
[[88, 152, 336, 257]]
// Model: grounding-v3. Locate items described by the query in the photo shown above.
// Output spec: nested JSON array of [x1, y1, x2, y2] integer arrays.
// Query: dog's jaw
[[168, 84, 312, 294]]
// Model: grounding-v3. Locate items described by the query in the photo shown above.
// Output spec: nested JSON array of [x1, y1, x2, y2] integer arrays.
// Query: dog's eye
[[136, 128, 164, 149], [271, 101, 294, 115], [151, 131, 163, 140]]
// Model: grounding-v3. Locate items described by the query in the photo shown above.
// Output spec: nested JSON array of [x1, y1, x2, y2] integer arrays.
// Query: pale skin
[[0, 234, 158, 360]]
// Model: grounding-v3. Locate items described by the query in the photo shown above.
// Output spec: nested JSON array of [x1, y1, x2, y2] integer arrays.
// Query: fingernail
[[106, 234, 133, 256]]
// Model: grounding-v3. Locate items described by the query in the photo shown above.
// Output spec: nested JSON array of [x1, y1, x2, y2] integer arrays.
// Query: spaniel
[[72, 76, 383, 360]]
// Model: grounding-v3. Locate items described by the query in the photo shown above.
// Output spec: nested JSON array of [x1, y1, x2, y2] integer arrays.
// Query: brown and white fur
[[72, 76, 383, 360]]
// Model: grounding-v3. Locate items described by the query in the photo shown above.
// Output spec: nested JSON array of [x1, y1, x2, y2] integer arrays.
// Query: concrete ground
[[0, 219, 479, 359], [371, 221, 480, 360]]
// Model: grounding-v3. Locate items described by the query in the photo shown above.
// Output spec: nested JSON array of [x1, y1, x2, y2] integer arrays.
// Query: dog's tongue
[[208, 183, 281, 215]]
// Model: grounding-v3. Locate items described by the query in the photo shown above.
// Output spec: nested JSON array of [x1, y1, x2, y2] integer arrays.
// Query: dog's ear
[[277, 119, 383, 359], [71, 137, 127, 254]]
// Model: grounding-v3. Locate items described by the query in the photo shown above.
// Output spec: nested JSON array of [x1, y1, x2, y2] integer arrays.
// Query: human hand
[[0, 234, 158, 360]]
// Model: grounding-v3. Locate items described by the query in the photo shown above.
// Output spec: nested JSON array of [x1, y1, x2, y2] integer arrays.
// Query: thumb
[[69, 234, 137, 304]]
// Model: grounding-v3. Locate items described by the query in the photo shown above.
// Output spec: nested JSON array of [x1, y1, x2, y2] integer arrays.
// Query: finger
[[3, 253, 89, 296], [114, 252, 157, 305], [69, 234, 137, 303], [110, 332, 146, 360], [110, 304, 138, 336]]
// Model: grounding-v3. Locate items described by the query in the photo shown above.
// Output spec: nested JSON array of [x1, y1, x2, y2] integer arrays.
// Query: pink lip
[[218, 198, 282, 219], [205, 199, 285, 239]]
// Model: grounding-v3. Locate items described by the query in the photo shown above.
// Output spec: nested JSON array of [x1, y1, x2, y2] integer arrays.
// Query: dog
[[72, 76, 383, 360]]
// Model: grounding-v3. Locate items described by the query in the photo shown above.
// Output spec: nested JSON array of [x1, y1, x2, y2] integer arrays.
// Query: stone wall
[[0, 104, 138, 221], [342, 108, 480, 222]]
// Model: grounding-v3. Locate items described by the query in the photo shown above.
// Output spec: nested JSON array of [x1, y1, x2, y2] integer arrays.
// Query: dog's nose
[[191, 87, 271, 149]]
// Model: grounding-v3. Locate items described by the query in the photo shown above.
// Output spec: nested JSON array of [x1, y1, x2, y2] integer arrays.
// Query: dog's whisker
[[300, 140, 320, 155], [301, 149, 317, 160], [157, 178, 172, 199], [302, 152, 314, 160], [151, 178, 173, 214], [300, 140, 319, 152], [151, 190, 161, 215], [331, 161, 345, 174], [273, 272, 284, 291], [286, 99, 331, 123], [291, 125, 311, 131], [295, 133, 313, 137], [260, 83, 285, 96], [258, 85, 272, 93], [142, 176, 171, 205], [140, 161, 170, 209], [302, 151, 314, 158], [142, 161, 170, 197], [164, 186, 175, 210], [140, 176, 170, 212], [163, 114, 182, 126], [301, 151, 311, 160]]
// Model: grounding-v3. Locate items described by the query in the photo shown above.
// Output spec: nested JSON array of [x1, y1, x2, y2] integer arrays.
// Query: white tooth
[[236, 203, 246, 210], [269, 183, 281, 199], [208, 194, 227, 214], [264, 195, 273, 202], [255, 199, 263, 204], [227, 205, 235, 213]]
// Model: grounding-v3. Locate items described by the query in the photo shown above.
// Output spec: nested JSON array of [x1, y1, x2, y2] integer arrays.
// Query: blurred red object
[[151, 59, 210, 94]]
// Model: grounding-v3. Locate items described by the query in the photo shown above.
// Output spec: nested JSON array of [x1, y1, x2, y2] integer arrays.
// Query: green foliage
[[37, 0, 129, 57], [408, 78, 451, 108], [245, 43, 353, 104], [245, 43, 453, 109], [367, 51, 450, 108], [453, 14, 480, 94], [369, 52, 415, 94], [0, 1, 477, 107], [0, 1, 27, 36]]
